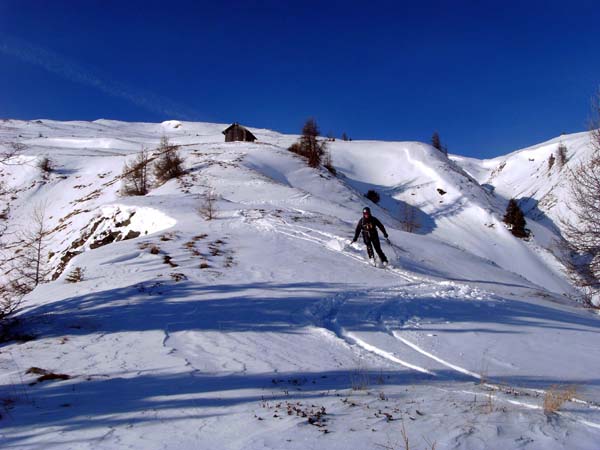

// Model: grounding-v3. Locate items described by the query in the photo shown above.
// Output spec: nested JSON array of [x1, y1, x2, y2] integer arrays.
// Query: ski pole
[[386, 237, 406, 253]]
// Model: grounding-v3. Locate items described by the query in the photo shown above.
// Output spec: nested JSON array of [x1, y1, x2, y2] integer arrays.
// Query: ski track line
[[576, 418, 600, 430], [390, 330, 482, 380], [259, 216, 420, 282], [458, 389, 600, 430], [344, 331, 434, 375], [571, 398, 600, 411], [310, 285, 496, 379], [391, 326, 600, 417], [457, 389, 539, 411], [339, 288, 600, 423], [309, 292, 434, 375]]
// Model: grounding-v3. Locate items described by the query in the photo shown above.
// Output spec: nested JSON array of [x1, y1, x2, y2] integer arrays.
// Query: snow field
[[0, 119, 599, 449]]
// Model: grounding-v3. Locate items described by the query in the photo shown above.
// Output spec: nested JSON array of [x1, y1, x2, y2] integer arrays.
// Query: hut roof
[[222, 123, 257, 141]]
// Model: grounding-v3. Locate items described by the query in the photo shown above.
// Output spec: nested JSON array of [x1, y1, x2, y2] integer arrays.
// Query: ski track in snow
[[250, 214, 421, 283], [389, 330, 481, 379], [306, 283, 600, 431]]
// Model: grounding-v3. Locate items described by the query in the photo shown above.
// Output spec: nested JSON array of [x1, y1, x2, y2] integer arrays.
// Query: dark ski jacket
[[353, 216, 388, 242]]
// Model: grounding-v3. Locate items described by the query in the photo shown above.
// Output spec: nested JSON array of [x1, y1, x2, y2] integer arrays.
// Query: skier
[[351, 207, 389, 266]]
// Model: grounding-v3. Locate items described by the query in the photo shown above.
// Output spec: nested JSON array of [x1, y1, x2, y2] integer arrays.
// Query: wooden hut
[[222, 123, 257, 143]]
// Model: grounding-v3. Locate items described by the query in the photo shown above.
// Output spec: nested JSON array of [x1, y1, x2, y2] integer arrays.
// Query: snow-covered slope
[[452, 132, 594, 269], [453, 131, 592, 230], [1, 119, 599, 450], [331, 140, 573, 293]]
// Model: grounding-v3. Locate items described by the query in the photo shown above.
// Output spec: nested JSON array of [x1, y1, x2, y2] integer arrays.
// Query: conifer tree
[[431, 132, 448, 156], [431, 132, 442, 151], [503, 199, 528, 238]]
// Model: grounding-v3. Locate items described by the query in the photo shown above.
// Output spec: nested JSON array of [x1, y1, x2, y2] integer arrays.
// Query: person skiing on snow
[[351, 207, 389, 265]]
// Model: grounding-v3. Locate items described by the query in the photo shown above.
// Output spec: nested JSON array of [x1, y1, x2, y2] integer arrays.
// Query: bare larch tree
[[562, 94, 600, 307], [121, 147, 151, 196]]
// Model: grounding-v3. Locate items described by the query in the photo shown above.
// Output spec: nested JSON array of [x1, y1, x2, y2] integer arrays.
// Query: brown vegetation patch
[[26, 367, 71, 384], [71, 189, 102, 205], [544, 385, 577, 415], [163, 255, 178, 267], [170, 273, 187, 282]]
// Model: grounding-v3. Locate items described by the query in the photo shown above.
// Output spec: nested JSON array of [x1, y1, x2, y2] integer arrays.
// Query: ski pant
[[362, 231, 387, 263]]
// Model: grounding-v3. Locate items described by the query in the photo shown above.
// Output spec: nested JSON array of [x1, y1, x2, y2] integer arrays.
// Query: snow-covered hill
[[452, 131, 590, 231], [1, 119, 599, 449]]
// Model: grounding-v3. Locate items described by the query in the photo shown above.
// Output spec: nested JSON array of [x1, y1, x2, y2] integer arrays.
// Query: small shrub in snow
[[198, 190, 218, 221], [65, 267, 85, 283], [170, 272, 187, 282], [37, 156, 54, 175], [543, 385, 576, 415], [547, 153, 555, 171], [365, 189, 380, 204], [154, 136, 185, 184], [386, 421, 438, 450], [556, 142, 568, 168], [350, 361, 370, 391]]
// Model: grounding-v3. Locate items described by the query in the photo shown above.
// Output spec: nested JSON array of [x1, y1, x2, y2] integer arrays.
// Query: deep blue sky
[[0, 0, 599, 157]]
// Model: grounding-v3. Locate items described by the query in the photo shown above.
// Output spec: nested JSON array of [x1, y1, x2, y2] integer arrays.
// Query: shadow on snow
[[10, 279, 600, 341]]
